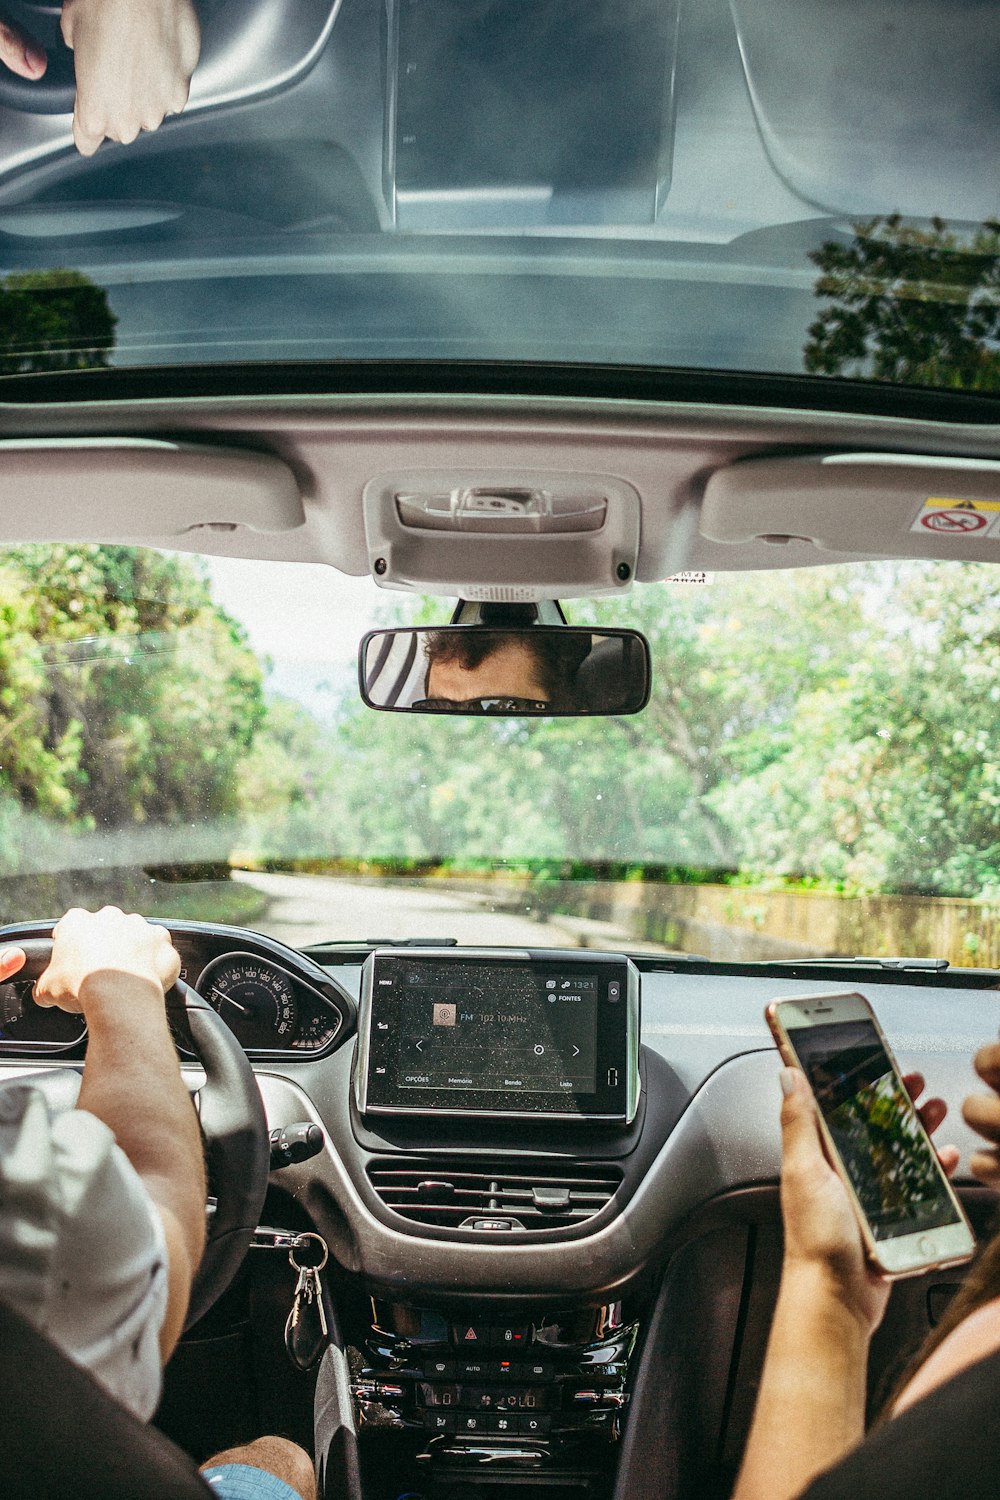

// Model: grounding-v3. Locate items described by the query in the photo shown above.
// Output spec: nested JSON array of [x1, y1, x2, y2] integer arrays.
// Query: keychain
[[284, 1231, 330, 1371]]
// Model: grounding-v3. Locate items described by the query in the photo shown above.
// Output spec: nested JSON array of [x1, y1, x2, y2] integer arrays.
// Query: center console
[[344, 949, 646, 1497], [354, 1300, 636, 1476]]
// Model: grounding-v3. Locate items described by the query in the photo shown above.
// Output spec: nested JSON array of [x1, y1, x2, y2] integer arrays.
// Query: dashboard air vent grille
[[366, 1158, 622, 1232]]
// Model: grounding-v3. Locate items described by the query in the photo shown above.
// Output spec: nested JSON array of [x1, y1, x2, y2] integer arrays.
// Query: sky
[[205, 555, 409, 721]]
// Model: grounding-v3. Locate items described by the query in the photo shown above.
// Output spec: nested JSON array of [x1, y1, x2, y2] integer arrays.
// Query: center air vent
[[367, 1158, 622, 1233]]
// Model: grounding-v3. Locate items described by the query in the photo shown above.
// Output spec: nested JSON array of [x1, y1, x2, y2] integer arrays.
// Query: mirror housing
[[359, 625, 651, 716]]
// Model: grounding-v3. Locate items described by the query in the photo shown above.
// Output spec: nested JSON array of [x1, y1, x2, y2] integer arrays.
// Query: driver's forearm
[[75, 973, 206, 1354], [733, 1265, 871, 1500]]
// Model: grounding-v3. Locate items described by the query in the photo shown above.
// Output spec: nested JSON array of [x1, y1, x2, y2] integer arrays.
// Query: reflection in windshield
[[0, 7, 996, 394], [0, 547, 997, 965], [0, 270, 116, 374], [805, 216, 1000, 390]]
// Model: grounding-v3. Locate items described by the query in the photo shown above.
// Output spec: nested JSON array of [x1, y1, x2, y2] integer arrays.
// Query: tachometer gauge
[[198, 953, 298, 1050]]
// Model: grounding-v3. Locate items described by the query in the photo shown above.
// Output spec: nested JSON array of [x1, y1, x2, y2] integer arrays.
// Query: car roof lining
[[0, 394, 998, 591]]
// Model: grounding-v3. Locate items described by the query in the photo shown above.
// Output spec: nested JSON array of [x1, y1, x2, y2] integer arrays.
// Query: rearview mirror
[[359, 626, 651, 716]]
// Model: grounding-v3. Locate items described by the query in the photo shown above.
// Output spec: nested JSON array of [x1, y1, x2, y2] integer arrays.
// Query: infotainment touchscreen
[[357, 950, 639, 1121]]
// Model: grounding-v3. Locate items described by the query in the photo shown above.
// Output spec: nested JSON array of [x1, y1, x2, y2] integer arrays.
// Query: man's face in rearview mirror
[[424, 635, 553, 710]]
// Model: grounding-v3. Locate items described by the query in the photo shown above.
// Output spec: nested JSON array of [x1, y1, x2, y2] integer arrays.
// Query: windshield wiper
[[305, 937, 461, 949], [769, 956, 950, 972]]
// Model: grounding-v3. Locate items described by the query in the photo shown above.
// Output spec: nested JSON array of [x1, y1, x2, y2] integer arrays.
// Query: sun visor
[[700, 453, 1000, 561], [0, 438, 304, 541], [363, 471, 640, 600]]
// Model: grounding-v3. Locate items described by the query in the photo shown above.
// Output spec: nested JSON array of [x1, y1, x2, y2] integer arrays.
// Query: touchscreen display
[[361, 953, 635, 1119], [787, 1019, 961, 1241]]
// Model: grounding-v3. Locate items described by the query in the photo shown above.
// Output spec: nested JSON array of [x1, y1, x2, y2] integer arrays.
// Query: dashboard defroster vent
[[366, 1158, 622, 1233]]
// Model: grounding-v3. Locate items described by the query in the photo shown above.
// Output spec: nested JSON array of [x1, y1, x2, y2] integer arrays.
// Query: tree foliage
[[0, 270, 116, 374], [805, 216, 1000, 390], [712, 565, 1000, 894], [1, 546, 997, 903], [240, 563, 1000, 898], [0, 546, 264, 864]]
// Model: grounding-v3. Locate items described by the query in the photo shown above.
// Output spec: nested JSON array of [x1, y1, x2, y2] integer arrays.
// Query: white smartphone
[[766, 991, 976, 1277]]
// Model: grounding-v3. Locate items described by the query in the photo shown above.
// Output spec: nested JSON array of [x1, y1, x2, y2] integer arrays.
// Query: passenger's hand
[[34, 906, 180, 1016], [0, 12, 47, 80], [778, 1067, 890, 1331], [777, 1067, 956, 1332], [963, 1041, 1000, 1189], [60, 0, 201, 157]]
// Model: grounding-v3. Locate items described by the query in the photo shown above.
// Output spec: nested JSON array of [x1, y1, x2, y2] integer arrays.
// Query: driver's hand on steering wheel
[[33, 905, 180, 1019]]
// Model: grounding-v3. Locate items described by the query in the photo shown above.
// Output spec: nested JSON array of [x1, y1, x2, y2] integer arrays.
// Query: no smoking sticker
[[911, 497, 1000, 537]]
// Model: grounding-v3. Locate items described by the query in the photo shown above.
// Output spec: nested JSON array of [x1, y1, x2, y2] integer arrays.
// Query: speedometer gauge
[[198, 953, 298, 1050]]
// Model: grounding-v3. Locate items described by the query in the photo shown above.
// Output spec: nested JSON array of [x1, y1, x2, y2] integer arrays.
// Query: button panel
[[356, 1301, 637, 1461]]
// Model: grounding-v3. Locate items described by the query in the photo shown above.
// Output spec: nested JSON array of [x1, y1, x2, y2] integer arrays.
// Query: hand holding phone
[[767, 992, 975, 1279]]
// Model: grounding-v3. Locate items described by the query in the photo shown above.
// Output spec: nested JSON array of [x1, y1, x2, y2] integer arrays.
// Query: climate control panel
[[352, 1301, 637, 1467]]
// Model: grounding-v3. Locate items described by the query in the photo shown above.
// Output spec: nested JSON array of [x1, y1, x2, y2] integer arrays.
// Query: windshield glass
[[0, 0, 996, 397], [3, 543, 996, 966]]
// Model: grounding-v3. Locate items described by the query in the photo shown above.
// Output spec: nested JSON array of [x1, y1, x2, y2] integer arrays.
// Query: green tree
[[712, 563, 1000, 895], [805, 216, 1000, 390], [252, 573, 871, 873], [0, 546, 265, 853], [0, 269, 116, 374]]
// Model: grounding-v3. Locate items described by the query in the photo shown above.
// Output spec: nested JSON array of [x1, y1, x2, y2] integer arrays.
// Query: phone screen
[[784, 1017, 963, 1242]]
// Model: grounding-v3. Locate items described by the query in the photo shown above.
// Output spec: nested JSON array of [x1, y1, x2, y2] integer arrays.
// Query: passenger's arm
[[732, 1068, 886, 1500], [60, 0, 201, 156], [34, 906, 206, 1361], [733, 1068, 957, 1500]]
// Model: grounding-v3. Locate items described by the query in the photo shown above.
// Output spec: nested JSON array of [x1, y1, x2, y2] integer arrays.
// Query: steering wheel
[[13, 937, 270, 1329]]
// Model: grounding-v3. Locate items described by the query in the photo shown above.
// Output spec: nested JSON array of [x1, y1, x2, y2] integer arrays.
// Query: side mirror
[[359, 626, 651, 716]]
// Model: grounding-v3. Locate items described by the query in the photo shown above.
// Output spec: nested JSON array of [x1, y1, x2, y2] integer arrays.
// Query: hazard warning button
[[451, 1322, 489, 1346]]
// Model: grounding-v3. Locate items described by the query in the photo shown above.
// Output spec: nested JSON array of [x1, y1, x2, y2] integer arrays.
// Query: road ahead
[[232, 870, 669, 952]]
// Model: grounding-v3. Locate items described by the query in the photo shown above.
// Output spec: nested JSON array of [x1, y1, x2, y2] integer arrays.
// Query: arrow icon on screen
[[571, 1045, 580, 1057]]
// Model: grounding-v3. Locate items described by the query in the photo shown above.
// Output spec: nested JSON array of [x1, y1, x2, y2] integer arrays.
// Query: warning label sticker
[[911, 497, 1000, 537]]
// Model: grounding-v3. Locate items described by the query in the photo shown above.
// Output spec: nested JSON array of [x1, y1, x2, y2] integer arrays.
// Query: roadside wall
[[423, 877, 1000, 967]]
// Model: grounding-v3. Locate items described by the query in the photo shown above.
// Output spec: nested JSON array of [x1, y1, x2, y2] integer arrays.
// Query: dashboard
[[1, 919, 998, 1500]]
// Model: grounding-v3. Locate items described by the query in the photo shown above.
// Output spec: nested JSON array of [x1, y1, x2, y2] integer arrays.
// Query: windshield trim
[[3, 361, 1000, 425]]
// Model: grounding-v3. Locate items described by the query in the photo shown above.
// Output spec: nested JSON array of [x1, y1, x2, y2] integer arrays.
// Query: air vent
[[367, 1158, 622, 1232]]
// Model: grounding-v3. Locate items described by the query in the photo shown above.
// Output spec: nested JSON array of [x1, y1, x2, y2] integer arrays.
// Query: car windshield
[[2, 543, 996, 966], [0, 0, 997, 400]]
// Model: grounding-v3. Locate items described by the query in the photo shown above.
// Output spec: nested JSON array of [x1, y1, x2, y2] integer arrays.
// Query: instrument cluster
[[0, 922, 351, 1059], [175, 932, 348, 1057]]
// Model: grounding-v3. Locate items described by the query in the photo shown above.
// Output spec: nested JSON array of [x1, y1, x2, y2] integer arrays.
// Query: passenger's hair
[[422, 629, 587, 709]]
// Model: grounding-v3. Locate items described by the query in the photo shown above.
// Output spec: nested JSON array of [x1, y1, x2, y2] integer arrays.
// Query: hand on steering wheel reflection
[[0, 0, 201, 156], [0, 12, 45, 82]]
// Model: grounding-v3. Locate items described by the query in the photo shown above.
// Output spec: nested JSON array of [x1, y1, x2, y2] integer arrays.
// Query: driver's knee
[[201, 1435, 317, 1500]]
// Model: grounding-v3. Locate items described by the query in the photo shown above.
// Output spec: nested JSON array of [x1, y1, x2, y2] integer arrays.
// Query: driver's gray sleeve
[[0, 1083, 170, 1420]]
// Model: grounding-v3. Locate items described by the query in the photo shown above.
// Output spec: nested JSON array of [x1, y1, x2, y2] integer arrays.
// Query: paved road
[[232, 870, 669, 952]]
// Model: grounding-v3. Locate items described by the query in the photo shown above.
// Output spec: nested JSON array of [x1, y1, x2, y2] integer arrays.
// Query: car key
[[284, 1232, 330, 1371]]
